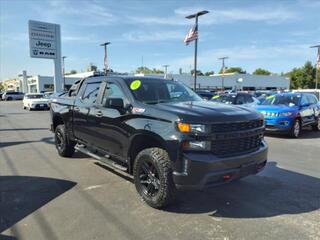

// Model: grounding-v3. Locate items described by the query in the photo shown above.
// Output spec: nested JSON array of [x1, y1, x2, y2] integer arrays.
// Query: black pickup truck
[[50, 75, 268, 208]]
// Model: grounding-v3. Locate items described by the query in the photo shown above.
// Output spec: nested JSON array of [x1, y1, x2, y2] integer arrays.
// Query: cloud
[[34, 1, 117, 26], [169, 44, 314, 71], [129, 6, 298, 26], [121, 30, 184, 42]]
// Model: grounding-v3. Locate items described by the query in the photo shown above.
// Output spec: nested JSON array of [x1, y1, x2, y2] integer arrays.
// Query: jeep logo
[[35, 40, 51, 48]]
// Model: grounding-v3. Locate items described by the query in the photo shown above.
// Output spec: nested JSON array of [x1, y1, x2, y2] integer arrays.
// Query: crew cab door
[[88, 81, 131, 160], [73, 81, 102, 143]]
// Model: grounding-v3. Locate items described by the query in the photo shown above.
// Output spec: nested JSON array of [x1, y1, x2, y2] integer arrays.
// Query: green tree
[[220, 67, 246, 74], [191, 69, 204, 76], [205, 71, 214, 76], [135, 67, 164, 74], [288, 61, 316, 89], [253, 68, 271, 75], [0, 82, 4, 92]]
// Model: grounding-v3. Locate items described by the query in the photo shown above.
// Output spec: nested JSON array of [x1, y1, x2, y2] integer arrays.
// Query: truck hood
[[152, 101, 261, 123]]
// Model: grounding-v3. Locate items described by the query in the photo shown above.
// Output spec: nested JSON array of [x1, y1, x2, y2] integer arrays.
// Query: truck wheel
[[289, 119, 301, 138], [55, 124, 75, 157], [133, 148, 176, 209], [312, 117, 320, 131]]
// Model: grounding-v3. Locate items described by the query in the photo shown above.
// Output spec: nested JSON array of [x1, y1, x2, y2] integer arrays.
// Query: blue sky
[[1, 0, 320, 80]]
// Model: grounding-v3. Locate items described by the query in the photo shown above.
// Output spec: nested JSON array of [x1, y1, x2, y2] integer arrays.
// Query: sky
[[0, 0, 320, 80]]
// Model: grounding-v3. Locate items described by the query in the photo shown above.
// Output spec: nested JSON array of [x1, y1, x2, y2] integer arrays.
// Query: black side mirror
[[105, 98, 124, 109]]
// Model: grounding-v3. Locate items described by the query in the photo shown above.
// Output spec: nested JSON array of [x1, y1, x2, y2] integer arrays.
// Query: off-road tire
[[133, 147, 176, 209], [55, 124, 76, 157], [312, 116, 320, 131], [289, 119, 301, 138]]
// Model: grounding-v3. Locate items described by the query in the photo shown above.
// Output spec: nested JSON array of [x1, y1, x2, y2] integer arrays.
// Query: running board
[[75, 145, 127, 172]]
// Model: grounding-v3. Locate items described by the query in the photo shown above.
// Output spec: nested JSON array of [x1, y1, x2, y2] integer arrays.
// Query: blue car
[[256, 93, 320, 138]]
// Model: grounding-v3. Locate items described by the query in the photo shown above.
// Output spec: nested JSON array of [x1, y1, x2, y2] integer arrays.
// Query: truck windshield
[[125, 79, 202, 104], [262, 95, 300, 106]]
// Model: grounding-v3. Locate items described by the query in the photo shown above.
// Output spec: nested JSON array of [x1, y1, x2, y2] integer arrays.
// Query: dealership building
[[146, 72, 290, 91], [2, 71, 290, 93]]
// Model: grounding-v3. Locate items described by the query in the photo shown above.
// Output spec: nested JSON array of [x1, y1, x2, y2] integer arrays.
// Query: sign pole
[[54, 24, 62, 93]]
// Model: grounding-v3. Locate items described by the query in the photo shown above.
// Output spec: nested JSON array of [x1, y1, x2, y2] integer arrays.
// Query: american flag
[[184, 24, 198, 45]]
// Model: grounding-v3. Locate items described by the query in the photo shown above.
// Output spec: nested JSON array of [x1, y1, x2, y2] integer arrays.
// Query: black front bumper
[[173, 140, 268, 190]]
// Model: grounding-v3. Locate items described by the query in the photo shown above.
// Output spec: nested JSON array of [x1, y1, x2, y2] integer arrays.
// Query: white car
[[23, 93, 50, 110]]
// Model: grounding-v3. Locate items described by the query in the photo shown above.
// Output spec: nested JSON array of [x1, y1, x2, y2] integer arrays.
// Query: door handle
[[74, 107, 80, 112], [95, 110, 103, 117]]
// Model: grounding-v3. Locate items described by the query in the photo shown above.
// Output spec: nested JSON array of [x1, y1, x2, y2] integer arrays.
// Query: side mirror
[[105, 98, 124, 109]]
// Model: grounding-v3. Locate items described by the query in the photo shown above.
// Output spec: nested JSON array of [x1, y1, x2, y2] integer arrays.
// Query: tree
[[220, 67, 246, 74], [287, 61, 316, 89], [191, 69, 204, 76], [0, 82, 4, 92], [205, 71, 214, 76], [69, 70, 77, 74], [253, 68, 271, 75], [135, 67, 164, 74]]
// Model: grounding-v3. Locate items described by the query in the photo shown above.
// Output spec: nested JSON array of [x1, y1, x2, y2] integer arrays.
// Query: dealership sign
[[28, 20, 58, 59], [28, 20, 63, 93]]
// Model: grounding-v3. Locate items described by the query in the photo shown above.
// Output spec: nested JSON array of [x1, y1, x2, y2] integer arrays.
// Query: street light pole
[[218, 56, 229, 91], [186, 10, 209, 91], [62, 56, 67, 91], [310, 44, 320, 89], [163, 64, 169, 79], [100, 42, 111, 75]]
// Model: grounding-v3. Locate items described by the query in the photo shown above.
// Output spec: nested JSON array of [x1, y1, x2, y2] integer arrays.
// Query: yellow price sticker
[[130, 80, 141, 90], [212, 95, 220, 99], [266, 95, 275, 100]]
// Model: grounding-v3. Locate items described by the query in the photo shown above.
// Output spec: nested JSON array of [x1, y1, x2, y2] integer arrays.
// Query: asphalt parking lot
[[1, 101, 319, 240]]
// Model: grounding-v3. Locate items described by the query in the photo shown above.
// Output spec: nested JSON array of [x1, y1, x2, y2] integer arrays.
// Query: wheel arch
[[127, 132, 168, 174]]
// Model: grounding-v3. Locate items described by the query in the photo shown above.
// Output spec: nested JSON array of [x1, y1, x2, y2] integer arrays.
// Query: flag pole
[[185, 10, 209, 91], [194, 16, 198, 91]]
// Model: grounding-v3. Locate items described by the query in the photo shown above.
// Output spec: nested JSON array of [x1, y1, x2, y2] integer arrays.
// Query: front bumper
[[264, 117, 294, 132], [173, 140, 268, 190], [30, 103, 49, 110]]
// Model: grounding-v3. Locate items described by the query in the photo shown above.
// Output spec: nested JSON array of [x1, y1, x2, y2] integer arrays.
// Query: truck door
[[88, 81, 131, 160], [73, 81, 101, 143]]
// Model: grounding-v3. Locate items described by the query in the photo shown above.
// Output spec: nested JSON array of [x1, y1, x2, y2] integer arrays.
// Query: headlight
[[182, 141, 211, 151], [278, 112, 293, 117], [177, 123, 206, 133]]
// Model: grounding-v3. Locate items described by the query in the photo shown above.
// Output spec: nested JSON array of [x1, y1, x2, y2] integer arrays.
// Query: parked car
[[292, 89, 320, 101], [51, 76, 268, 208], [256, 93, 320, 137], [211, 92, 259, 107], [2, 91, 24, 101], [195, 90, 217, 100], [23, 93, 50, 110]]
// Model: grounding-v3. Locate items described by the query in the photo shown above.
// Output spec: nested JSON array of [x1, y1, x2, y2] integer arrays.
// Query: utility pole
[[100, 42, 111, 75], [62, 56, 67, 91], [218, 56, 229, 91], [163, 64, 169, 79], [186, 10, 209, 91], [310, 44, 320, 89]]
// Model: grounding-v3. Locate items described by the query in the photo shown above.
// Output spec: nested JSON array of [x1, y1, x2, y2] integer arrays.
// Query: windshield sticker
[[212, 95, 220, 99], [130, 80, 141, 90], [266, 95, 275, 100]]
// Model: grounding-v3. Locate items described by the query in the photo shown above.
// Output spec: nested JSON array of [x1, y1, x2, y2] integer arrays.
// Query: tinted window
[[246, 95, 254, 103], [300, 95, 308, 106], [262, 95, 300, 106], [235, 95, 246, 104], [307, 94, 318, 104], [125, 79, 201, 104], [102, 83, 125, 105], [82, 82, 100, 104]]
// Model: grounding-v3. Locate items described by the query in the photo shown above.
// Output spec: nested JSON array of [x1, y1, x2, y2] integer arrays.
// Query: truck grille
[[211, 135, 262, 157], [211, 119, 264, 133], [210, 119, 264, 157]]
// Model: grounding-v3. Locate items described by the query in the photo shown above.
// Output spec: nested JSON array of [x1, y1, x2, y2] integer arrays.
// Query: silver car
[[2, 92, 24, 101]]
